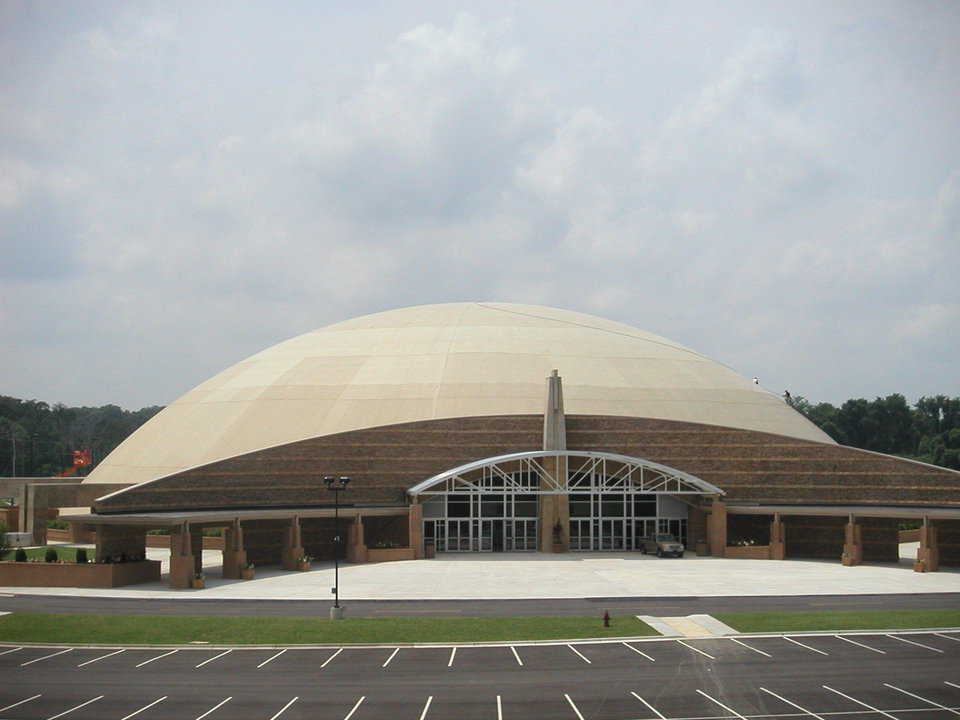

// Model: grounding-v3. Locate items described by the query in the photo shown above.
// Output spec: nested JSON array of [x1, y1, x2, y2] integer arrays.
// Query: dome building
[[67, 303, 960, 587]]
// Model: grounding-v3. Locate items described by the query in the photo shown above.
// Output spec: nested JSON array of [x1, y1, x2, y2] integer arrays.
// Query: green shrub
[[46, 519, 68, 530], [75, 548, 88, 563], [14, 547, 26, 562], [44, 548, 58, 563]]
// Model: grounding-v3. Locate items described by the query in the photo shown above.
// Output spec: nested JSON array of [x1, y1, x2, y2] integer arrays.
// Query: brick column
[[347, 516, 368, 563], [538, 455, 568, 553], [708, 500, 727, 557], [281, 516, 304, 570], [222, 519, 248, 579], [770, 513, 786, 560], [95, 524, 147, 563], [24, 484, 48, 546], [842, 515, 863, 566], [916, 518, 939, 572], [688, 507, 707, 554], [408, 504, 423, 559], [68, 522, 94, 544], [169, 523, 195, 589]]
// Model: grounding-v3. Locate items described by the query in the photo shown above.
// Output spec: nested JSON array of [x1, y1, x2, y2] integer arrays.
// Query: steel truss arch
[[408, 450, 724, 497]]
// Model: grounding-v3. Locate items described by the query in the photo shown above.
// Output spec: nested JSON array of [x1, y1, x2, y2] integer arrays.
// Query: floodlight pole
[[324, 475, 350, 619]]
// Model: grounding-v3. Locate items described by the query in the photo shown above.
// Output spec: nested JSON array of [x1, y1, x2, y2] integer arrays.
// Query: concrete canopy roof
[[86, 302, 833, 487]]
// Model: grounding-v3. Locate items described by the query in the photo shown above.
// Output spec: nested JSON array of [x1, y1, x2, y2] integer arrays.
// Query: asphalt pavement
[[0, 630, 958, 719], [1, 591, 958, 617]]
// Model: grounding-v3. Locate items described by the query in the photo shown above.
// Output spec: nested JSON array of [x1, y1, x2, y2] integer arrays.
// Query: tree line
[[789, 394, 960, 470], [0, 396, 162, 477], [0, 392, 958, 476]]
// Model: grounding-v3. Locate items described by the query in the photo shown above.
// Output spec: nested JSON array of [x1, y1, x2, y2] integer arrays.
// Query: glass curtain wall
[[422, 471, 539, 552], [421, 467, 690, 553], [568, 472, 688, 551]]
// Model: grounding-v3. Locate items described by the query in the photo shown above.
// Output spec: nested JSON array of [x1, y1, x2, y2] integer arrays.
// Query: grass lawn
[[0, 546, 89, 562], [716, 609, 960, 633], [0, 613, 658, 645]]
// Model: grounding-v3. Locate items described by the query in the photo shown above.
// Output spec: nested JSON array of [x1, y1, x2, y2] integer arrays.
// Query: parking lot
[[0, 630, 958, 719]]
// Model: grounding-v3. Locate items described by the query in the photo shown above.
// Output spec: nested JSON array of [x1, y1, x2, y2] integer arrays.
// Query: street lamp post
[[324, 475, 350, 619]]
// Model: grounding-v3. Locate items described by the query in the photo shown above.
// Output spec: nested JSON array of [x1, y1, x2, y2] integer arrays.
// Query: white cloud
[[2, 3, 958, 408]]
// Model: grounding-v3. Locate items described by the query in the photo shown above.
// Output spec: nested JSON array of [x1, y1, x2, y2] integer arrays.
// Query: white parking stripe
[[268, 697, 299, 720], [195, 696, 232, 720], [0, 646, 23, 657], [631, 692, 666, 719], [78, 649, 125, 667], [135, 649, 178, 667], [448, 647, 456, 667], [567, 644, 591, 664], [21, 648, 72, 666], [256, 649, 286, 668], [0, 694, 41, 713], [497, 695, 503, 720], [678, 640, 716, 660], [885, 683, 960, 715], [196, 649, 232, 667], [731, 638, 772, 658], [783, 637, 829, 656], [321, 648, 343, 668], [886, 634, 944, 653], [343, 696, 365, 720], [697, 689, 748, 720], [623, 642, 656, 662], [47, 695, 103, 720], [510, 646, 523, 666], [565, 694, 586, 720], [120, 696, 167, 720], [382, 647, 400, 667], [760, 687, 827, 720], [947, 681, 960, 690], [935, 633, 960, 643], [822, 685, 898, 720], [419, 695, 433, 720], [835, 635, 885, 654]]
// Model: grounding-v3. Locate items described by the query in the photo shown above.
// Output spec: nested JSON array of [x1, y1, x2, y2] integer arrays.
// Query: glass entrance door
[[633, 519, 656, 549], [601, 519, 625, 550]]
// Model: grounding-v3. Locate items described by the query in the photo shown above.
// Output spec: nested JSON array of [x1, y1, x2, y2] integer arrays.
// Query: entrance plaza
[[5, 543, 960, 600]]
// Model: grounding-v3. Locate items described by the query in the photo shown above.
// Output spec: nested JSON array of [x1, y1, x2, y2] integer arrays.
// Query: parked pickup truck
[[639, 534, 685, 557]]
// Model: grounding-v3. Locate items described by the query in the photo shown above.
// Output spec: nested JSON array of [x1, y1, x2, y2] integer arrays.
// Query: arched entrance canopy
[[408, 450, 724, 497]]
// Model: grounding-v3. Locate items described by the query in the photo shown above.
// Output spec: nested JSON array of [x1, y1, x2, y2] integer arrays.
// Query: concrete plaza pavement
[[2, 542, 958, 600]]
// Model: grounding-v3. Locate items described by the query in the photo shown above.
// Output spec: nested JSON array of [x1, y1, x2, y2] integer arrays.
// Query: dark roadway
[[0, 631, 958, 719], [1, 592, 958, 618]]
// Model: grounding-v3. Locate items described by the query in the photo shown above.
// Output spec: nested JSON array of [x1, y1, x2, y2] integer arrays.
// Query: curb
[[0, 627, 957, 651]]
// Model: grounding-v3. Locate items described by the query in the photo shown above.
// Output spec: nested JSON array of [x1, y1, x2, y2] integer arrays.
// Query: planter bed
[[366, 547, 416, 563], [0, 560, 161, 588]]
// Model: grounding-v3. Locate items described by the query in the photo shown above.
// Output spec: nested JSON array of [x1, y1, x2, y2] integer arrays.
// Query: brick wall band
[[95, 414, 960, 515], [91, 414, 960, 564]]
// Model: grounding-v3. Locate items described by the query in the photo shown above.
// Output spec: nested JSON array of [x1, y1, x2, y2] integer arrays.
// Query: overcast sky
[[2, 0, 958, 409]]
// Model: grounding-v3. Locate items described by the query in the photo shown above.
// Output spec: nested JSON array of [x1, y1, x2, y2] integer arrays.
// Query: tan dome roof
[[87, 302, 833, 486]]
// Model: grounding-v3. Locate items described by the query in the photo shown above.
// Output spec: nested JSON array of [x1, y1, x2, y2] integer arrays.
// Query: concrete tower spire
[[543, 369, 567, 451]]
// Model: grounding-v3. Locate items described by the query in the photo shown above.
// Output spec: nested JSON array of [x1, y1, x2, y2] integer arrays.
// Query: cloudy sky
[[2, 1, 958, 409]]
